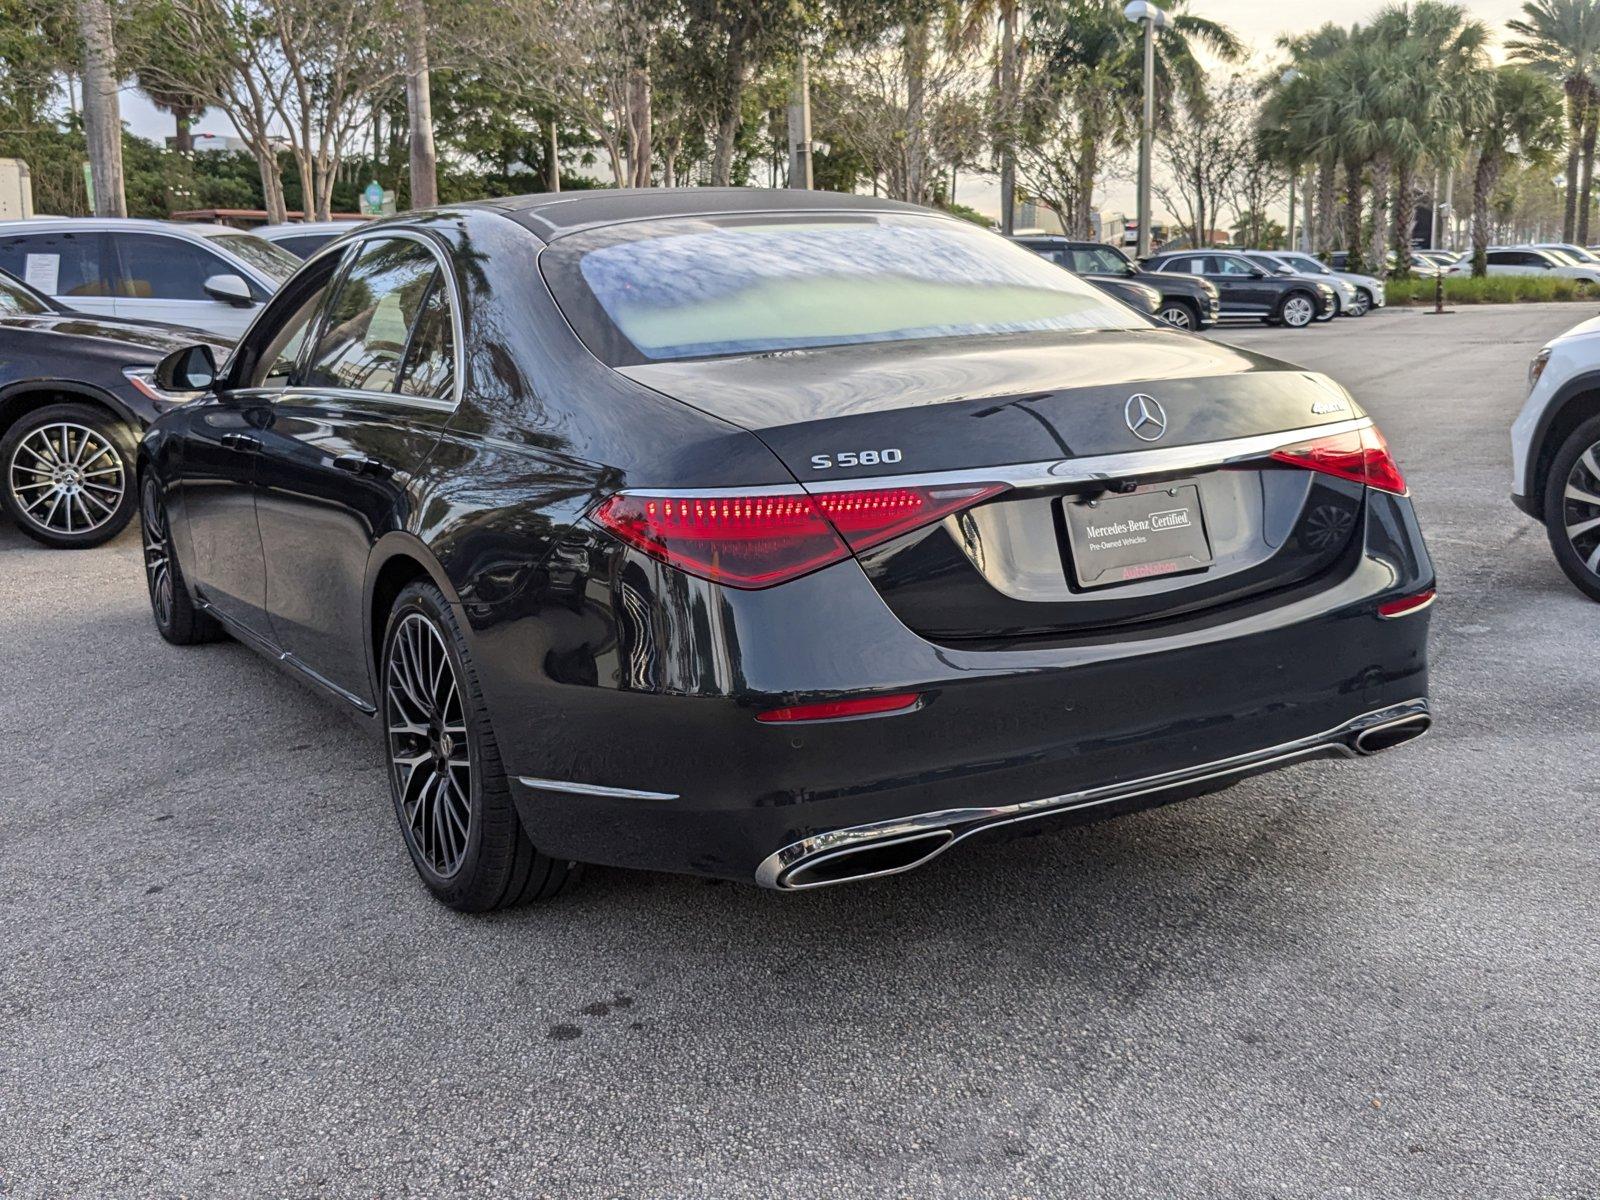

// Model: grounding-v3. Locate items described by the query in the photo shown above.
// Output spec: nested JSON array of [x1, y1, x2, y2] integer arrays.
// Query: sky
[[114, 0, 1536, 220]]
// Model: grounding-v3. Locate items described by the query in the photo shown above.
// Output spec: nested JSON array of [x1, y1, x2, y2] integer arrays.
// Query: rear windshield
[[542, 213, 1149, 365]]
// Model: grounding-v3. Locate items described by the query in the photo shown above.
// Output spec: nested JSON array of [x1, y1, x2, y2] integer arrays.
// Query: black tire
[[1156, 300, 1200, 330], [1542, 413, 1600, 603], [141, 473, 225, 645], [381, 581, 582, 911], [1350, 288, 1373, 317], [1277, 290, 1318, 329], [1, 402, 137, 549]]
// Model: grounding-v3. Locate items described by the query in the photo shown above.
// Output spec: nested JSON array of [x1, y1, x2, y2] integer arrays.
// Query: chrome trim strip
[[516, 776, 681, 801], [612, 483, 810, 499], [809, 417, 1374, 494], [754, 697, 1430, 890], [194, 597, 378, 715]]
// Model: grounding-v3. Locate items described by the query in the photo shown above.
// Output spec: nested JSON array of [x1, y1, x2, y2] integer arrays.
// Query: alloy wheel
[[1158, 306, 1193, 330], [141, 478, 174, 627], [1283, 296, 1315, 327], [1351, 292, 1371, 317], [7, 421, 125, 537], [1562, 440, 1600, 580], [386, 612, 473, 878]]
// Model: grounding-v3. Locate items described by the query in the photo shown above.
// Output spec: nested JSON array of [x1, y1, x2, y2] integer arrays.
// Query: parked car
[[1010, 235, 1220, 330], [1251, 249, 1385, 317], [1085, 274, 1163, 318], [1528, 242, 1600, 267], [258, 220, 363, 260], [1416, 250, 1461, 269], [139, 190, 1434, 910], [1329, 250, 1444, 280], [1512, 312, 1600, 600], [1473, 246, 1600, 285], [0, 217, 297, 336], [1143, 250, 1337, 327], [1239, 250, 1358, 319], [0, 268, 224, 548]]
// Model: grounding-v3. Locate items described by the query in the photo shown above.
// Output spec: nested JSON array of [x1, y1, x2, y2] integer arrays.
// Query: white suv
[[1479, 246, 1600, 286], [0, 218, 298, 336], [1512, 313, 1600, 600]]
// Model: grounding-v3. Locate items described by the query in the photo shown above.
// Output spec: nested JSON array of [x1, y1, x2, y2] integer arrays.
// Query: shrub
[[1385, 274, 1599, 305]]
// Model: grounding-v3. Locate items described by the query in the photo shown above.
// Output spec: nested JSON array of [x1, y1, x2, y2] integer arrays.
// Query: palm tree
[[1266, 23, 1351, 254], [1506, 0, 1600, 242], [1466, 67, 1565, 273], [1366, 2, 1491, 277], [953, 0, 1023, 234], [1030, 0, 1242, 239]]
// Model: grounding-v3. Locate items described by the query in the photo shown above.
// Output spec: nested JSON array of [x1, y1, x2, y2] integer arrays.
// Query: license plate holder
[[1061, 484, 1213, 589]]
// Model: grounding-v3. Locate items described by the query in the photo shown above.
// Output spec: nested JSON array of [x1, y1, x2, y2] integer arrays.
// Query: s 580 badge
[[810, 448, 904, 470]]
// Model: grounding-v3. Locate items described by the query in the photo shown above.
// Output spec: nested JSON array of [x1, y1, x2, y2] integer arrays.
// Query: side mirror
[[202, 273, 255, 307], [153, 344, 218, 391]]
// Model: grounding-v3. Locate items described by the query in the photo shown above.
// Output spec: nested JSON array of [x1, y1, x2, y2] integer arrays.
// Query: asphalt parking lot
[[2, 303, 1597, 1198]]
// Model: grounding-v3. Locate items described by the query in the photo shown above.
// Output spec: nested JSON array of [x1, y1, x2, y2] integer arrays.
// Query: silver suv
[[0, 218, 297, 336]]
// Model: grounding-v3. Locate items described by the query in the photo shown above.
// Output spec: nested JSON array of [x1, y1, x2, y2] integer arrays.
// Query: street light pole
[[1124, 1, 1167, 258]]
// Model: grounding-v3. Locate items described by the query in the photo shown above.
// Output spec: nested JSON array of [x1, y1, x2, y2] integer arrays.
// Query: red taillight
[[756, 692, 922, 723], [1377, 588, 1436, 618], [591, 483, 1006, 588], [1269, 425, 1407, 495]]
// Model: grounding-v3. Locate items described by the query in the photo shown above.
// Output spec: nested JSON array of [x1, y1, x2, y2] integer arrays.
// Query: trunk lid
[[617, 329, 1360, 480], [619, 329, 1375, 641]]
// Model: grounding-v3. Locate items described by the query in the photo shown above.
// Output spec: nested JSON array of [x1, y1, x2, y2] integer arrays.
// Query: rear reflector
[[756, 693, 922, 723], [591, 483, 1006, 588], [1377, 588, 1436, 618], [1269, 425, 1407, 495]]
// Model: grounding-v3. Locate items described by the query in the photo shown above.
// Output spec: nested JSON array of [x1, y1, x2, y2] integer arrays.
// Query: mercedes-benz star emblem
[[1124, 394, 1168, 442]]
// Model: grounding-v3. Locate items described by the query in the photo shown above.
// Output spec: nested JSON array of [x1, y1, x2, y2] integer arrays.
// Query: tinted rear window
[[543, 213, 1148, 365]]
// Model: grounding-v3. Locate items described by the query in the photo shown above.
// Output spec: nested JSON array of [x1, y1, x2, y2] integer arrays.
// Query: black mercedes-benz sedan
[[0, 268, 222, 548], [138, 189, 1435, 911]]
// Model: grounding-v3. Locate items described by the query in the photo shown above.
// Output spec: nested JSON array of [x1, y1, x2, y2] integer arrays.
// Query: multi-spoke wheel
[[1, 404, 136, 548], [1349, 289, 1373, 317], [381, 581, 582, 910], [1157, 302, 1198, 330], [387, 611, 474, 879], [1545, 416, 1600, 602], [1279, 293, 1316, 328], [142, 476, 174, 627], [139, 473, 224, 645]]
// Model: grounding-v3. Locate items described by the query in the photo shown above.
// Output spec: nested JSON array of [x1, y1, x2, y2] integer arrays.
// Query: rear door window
[[0, 230, 113, 298], [303, 238, 445, 394]]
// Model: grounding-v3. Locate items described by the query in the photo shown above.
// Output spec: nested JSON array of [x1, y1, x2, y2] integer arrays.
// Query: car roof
[[475, 187, 931, 239], [0, 216, 246, 239], [260, 220, 363, 237]]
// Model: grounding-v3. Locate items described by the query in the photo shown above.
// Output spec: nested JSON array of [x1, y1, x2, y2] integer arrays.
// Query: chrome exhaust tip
[[777, 829, 955, 890], [1352, 713, 1432, 755]]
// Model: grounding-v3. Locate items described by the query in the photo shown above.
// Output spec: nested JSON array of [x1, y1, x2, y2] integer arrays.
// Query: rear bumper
[[486, 491, 1435, 886], [756, 698, 1431, 889]]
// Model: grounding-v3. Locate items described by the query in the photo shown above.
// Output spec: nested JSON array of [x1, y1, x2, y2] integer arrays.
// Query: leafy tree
[[1465, 66, 1565, 274], [1507, 0, 1600, 242], [1027, 0, 1241, 239]]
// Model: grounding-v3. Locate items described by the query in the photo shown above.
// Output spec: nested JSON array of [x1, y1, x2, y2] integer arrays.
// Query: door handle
[[221, 432, 260, 451], [333, 453, 392, 478]]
